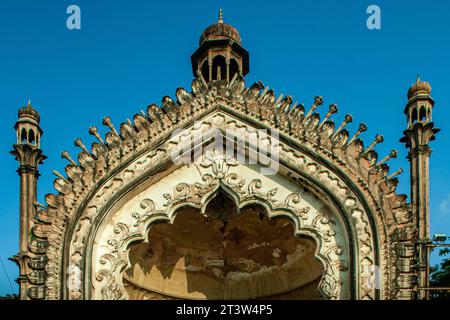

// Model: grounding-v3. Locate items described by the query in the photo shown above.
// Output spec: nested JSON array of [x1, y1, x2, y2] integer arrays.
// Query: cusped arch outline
[[63, 110, 376, 301], [90, 152, 349, 300]]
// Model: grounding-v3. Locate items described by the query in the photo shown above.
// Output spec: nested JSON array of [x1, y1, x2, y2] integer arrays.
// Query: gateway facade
[[11, 11, 439, 300]]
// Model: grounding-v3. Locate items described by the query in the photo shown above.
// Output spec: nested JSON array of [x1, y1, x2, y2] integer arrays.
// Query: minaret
[[10, 101, 46, 300], [191, 9, 249, 83], [400, 77, 439, 299]]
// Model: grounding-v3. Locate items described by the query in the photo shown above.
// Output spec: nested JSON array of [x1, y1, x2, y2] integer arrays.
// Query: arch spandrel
[[33, 78, 415, 300]]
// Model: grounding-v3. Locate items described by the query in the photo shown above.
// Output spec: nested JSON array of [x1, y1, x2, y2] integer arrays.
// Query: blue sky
[[0, 0, 449, 296]]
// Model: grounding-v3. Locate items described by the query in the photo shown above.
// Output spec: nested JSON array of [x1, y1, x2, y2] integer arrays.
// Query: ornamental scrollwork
[[94, 153, 347, 300], [131, 198, 156, 227]]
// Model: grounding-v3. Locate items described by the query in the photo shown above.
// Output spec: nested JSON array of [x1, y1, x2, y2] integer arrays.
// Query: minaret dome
[[15, 100, 43, 148], [191, 9, 249, 83], [404, 76, 435, 129]]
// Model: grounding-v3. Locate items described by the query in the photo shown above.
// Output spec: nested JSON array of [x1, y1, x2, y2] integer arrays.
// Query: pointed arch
[[88, 154, 350, 300], [32, 78, 414, 300], [419, 106, 427, 122], [28, 129, 35, 144], [21, 128, 27, 143], [212, 55, 226, 81]]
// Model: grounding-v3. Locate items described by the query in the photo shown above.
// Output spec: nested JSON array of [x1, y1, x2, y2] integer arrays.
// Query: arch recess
[[89, 150, 350, 300], [64, 112, 378, 300]]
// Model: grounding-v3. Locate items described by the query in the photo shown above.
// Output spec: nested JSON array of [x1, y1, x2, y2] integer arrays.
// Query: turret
[[10, 101, 46, 300], [400, 77, 440, 300], [191, 9, 249, 83]]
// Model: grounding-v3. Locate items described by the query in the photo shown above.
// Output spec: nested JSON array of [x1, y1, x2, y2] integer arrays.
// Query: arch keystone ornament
[[11, 10, 438, 300]]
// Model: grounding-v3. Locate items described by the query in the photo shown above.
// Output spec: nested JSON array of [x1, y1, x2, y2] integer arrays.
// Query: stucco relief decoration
[[91, 150, 348, 300], [10, 8, 432, 302], [25, 66, 414, 300]]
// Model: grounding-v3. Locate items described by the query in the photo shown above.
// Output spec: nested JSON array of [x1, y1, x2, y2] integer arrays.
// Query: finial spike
[[27, 99, 31, 108], [417, 74, 421, 82], [218, 8, 223, 23]]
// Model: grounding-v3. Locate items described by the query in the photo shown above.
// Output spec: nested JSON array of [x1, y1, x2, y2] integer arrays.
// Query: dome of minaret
[[199, 9, 242, 45], [407, 76, 432, 99], [18, 100, 40, 124]]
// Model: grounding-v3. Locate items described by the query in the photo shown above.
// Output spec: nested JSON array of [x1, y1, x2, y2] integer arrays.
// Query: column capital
[[10, 143, 47, 169]]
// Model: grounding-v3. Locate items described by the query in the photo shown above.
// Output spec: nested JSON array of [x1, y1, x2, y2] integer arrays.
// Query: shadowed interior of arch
[[122, 196, 326, 300]]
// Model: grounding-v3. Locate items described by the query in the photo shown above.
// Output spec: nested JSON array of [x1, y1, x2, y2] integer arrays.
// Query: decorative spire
[[376, 149, 398, 167], [348, 123, 368, 145], [61, 151, 77, 166], [360, 134, 384, 158], [193, 7, 248, 80], [218, 8, 223, 24], [407, 75, 431, 99], [388, 168, 403, 180], [74, 138, 91, 155], [319, 104, 338, 128], [18, 99, 40, 123], [102, 116, 120, 137], [332, 114, 353, 139], [89, 126, 104, 144], [53, 170, 69, 182], [304, 96, 323, 119]]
